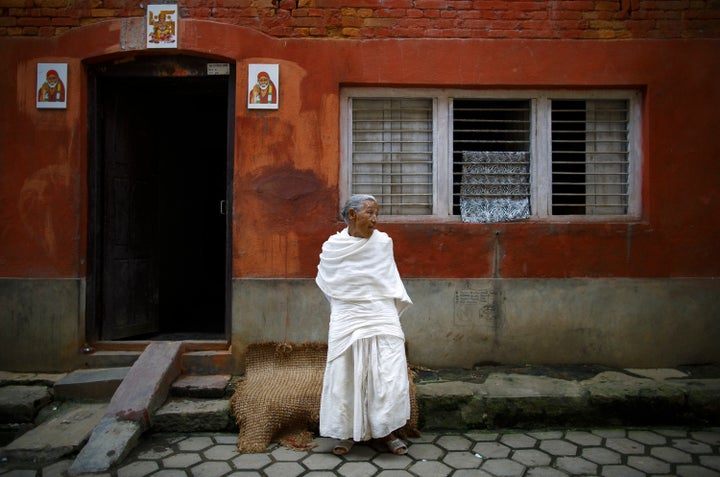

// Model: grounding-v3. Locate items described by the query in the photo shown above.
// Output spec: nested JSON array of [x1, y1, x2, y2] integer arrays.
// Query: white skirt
[[319, 334, 410, 441]]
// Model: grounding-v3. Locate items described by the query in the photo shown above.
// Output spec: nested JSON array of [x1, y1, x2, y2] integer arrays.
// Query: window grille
[[351, 98, 433, 215], [343, 89, 639, 221], [452, 99, 531, 222], [551, 99, 630, 215]]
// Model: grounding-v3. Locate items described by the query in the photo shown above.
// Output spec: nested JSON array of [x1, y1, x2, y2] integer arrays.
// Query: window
[[341, 89, 641, 222]]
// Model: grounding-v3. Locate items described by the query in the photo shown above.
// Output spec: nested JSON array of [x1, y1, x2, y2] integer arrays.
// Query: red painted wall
[[0, 18, 719, 281]]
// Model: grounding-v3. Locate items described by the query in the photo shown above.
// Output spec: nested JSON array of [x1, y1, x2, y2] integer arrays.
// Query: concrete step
[[54, 367, 130, 401], [79, 346, 234, 376]]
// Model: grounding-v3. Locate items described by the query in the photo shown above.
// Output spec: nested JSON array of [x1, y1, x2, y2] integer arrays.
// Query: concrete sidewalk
[[1, 363, 719, 472]]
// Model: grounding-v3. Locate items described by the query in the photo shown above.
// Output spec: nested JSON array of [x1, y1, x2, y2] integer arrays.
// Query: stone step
[[54, 367, 130, 401], [79, 346, 234, 376]]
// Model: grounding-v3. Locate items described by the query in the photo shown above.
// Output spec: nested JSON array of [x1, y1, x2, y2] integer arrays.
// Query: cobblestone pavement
[[2, 428, 719, 477]]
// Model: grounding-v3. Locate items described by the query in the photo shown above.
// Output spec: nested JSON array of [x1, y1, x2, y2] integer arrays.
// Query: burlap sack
[[230, 341, 419, 453]]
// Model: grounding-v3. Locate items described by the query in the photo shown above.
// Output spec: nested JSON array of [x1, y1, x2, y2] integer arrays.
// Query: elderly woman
[[315, 194, 412, 455]]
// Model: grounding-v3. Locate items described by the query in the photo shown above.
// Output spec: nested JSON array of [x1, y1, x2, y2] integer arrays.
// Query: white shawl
[[316, 229, 412, 361]]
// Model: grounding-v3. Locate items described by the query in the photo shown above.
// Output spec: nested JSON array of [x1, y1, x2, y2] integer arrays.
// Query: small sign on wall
[[36, 63, 67, 110], [147, 4, 178, 49], [247, 64, 279, 110]]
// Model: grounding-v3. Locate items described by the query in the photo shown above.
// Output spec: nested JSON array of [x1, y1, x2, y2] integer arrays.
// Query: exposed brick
[[0, 0, 29, 7], [0, 0, 717, 38]]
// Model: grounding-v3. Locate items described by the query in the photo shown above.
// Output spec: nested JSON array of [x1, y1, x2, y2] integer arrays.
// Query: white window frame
[[340, 88, 642, 223]]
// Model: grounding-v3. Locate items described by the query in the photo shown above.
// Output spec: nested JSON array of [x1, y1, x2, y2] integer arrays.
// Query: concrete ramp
[[68, 341, 183, 476]]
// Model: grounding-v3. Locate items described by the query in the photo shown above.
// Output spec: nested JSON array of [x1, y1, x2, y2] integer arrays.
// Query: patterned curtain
[[460, 151, 530, 223]]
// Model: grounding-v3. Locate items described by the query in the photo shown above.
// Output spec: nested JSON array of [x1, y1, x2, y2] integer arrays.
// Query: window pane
[[351, 98, 433, 215], [551, 99, 629, 215], [452, 99, 531, 222]]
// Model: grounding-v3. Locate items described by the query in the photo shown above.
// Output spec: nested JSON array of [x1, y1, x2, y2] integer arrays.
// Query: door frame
[[85, 53, 235, 345]]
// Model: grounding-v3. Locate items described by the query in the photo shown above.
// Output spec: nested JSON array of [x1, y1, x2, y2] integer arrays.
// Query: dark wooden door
[[89, 57, 233, 341], [100, 80, 161, 339]]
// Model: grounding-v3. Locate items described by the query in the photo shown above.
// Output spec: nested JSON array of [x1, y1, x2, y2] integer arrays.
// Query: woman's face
[[348, 200, 378, 239]]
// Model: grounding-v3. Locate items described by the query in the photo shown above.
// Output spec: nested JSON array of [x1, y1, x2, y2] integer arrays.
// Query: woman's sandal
[[386, 437, 408, 455], [333, 439, 354, 455]]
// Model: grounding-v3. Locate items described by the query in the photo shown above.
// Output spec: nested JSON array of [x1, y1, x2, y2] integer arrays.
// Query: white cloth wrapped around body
[[316, 229, 412, 441]]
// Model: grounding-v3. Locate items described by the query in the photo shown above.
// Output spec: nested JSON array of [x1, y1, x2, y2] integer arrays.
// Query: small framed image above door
[[247, 64, 279, 109], [147, 4, 178, 49], [37, 63, 67, 109]]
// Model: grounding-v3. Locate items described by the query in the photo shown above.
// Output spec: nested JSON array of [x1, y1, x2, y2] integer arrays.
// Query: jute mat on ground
[[230, 341, 420, 453]]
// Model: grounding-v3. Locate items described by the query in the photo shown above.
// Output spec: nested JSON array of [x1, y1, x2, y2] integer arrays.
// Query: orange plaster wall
[[1, 20, 718, 280]]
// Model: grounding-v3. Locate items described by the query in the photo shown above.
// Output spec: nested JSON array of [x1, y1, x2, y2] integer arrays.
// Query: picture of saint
[[247, 64, 279, 110], [249, 71, 277, 105], [36, 63, 67, 109], [38, 69, 65, 103]]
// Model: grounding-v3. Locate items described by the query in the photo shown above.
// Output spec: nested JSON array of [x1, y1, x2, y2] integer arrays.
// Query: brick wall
[[1, 0, 718, 38]]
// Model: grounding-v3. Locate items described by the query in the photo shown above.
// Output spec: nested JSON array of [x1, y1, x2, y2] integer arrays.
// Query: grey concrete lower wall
[[232, 278, 720, 369], [1, 277, 717, 372], [0, 278, 84, 372]]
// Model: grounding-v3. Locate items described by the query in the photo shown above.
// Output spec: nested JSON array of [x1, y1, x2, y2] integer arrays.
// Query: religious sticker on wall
[[247, 64, 279, 110], [36, 63, 67, 110], [147, 4, 178, 49]]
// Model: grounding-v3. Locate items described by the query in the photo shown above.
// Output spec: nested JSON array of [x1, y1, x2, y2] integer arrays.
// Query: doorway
[[87, 55, 234, 342]]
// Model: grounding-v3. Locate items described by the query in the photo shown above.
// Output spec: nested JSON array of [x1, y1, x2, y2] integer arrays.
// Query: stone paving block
[[627, 454, 671, 474], [202, 444, 237, 460], [650, 445, 693, 463], [581, 446, 621, 465], [177, 436, 214, 451], [163, 452, 202, 468], [336, 461, 379, 477], [452, 470, 493, 477], [263, 462, 305, 477], [599, 465, 644, 477], [672, 437, 713, 454], [302, 452, 342, 470], [564, 430, 602, 446], [605, 437, 645, 454], [471, 441, 511, 459], [231, 453, 272, 469], [407, 460, 452, 477], [407, 443, 444, 460], [480, 458, 526, 476], [627, 429, 667, 445], [675, 464, 720, 477], [524, 468, 566, 477], [499, 432, 536, 449], [510, 449, 552, 467], [700, 455, 720, 471], [436, 435, 472, 450], [555, 456, 597, 475], [116, 460, 159, 477], [189, 460, 232, 477], [441, 450, 484, 469], [370, 453, 411, 469], [537, 439, 577, 456]]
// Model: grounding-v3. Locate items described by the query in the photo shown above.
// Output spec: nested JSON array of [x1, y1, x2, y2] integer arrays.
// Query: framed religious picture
[[36, 63, 67, 110], [247, 64, 279, 110], [147, 4, 178, 49]]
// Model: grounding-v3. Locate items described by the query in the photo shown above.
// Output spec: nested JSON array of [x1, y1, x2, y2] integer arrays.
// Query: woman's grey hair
[[341, 194, 377, 224]]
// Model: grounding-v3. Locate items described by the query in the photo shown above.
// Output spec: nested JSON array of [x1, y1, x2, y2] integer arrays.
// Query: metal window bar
[[551, 99, 629, 215], [452, 99, 531, 222], [351, 98, 433, 215]]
